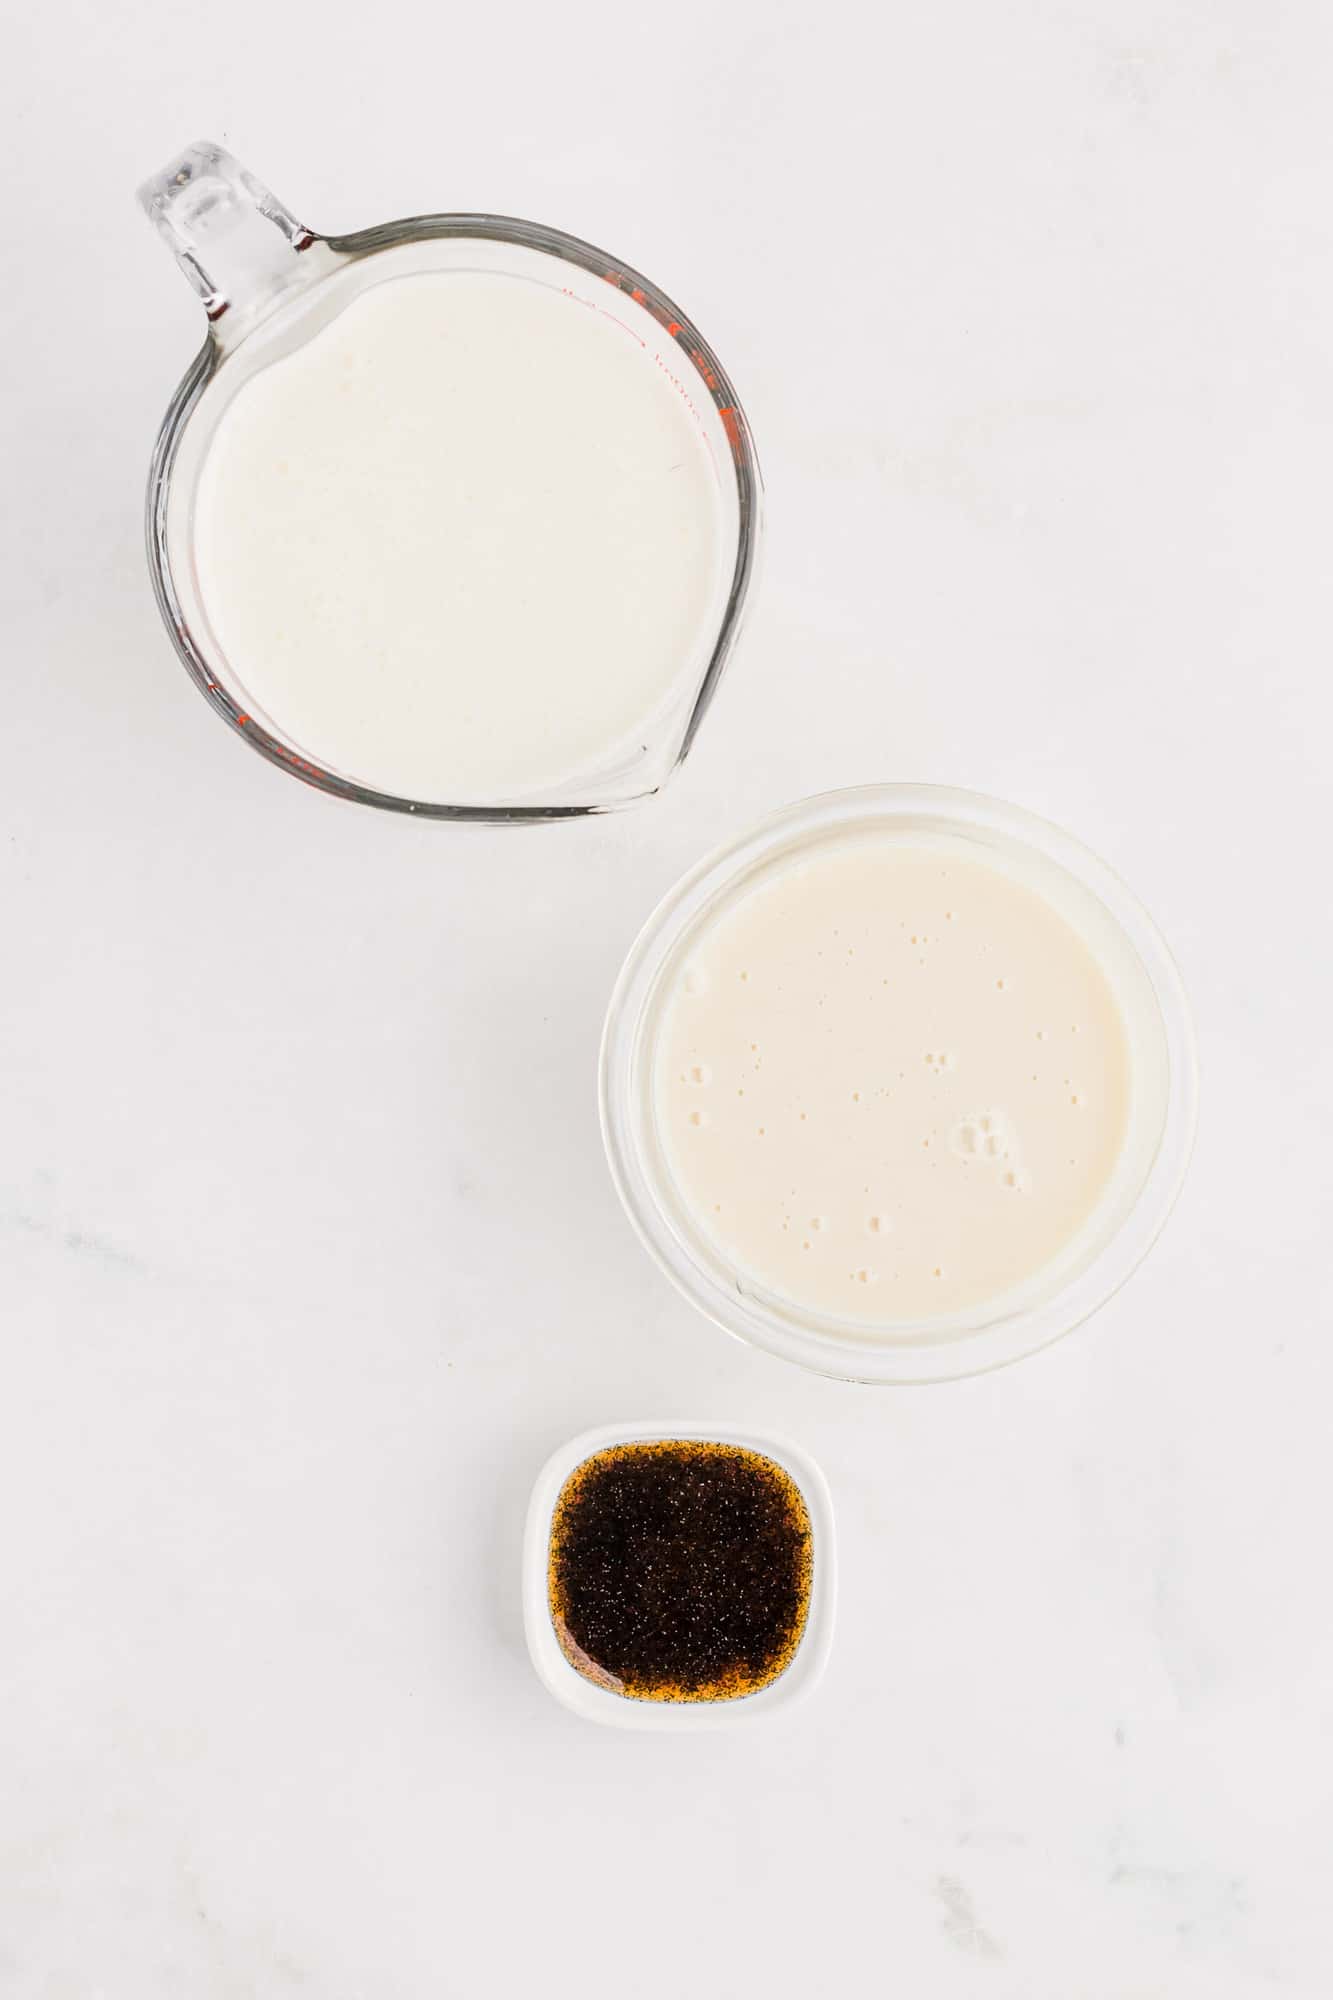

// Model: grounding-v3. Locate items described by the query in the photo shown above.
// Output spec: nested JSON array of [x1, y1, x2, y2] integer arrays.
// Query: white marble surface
[[4, 3, 1331, 1994]]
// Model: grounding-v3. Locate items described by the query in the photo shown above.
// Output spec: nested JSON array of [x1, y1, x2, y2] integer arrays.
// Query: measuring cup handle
[[137, 142, 326, 341]]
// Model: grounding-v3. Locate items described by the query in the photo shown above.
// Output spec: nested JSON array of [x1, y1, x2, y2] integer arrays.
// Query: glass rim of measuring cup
[[599, 784, 1199, 1385], [140, 142, 763, 821]]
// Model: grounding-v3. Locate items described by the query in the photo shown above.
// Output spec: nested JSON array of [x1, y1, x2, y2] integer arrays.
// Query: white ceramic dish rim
[[522, 1421, 836, 1731], [599, 784, 1199, 1386]]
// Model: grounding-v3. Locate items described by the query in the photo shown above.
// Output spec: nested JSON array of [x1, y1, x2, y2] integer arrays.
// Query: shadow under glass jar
[[139, 143, 762, 820]]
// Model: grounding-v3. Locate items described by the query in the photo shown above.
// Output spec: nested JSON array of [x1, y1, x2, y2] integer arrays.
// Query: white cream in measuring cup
[[140, 144, 759, 816]]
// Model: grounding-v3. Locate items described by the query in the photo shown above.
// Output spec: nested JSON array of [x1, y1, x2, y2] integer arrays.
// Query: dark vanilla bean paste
[[548, 1440, 812, 1702]]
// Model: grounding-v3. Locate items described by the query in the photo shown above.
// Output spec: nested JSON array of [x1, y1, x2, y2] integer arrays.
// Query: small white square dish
[[522, 1420, 835, 1731]]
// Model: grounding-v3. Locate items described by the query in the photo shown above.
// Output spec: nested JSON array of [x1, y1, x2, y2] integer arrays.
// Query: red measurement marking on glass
[[680, 345, 715, 390]]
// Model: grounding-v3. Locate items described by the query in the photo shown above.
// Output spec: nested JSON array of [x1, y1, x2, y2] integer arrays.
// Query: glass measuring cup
[[138, 143, 762, 820]]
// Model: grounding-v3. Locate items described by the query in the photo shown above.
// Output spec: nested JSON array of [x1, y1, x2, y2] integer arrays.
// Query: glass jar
[[600, 785, 1198, 1383]]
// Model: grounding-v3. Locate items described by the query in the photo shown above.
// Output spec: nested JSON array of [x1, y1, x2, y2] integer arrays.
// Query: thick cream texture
[[655, 836, 1132, 1321], [193, 269, 727, 802]]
